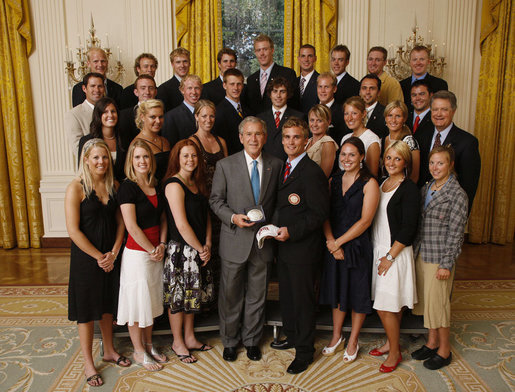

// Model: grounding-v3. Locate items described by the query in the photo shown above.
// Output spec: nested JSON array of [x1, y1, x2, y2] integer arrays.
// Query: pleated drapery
[[468, 0, 515, 244], [283, 0, 337, 74], [175, 0, 223, 83], [0, 0, 43, 248]]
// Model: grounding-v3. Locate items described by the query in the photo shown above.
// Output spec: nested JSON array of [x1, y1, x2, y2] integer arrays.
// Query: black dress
[[162, 177, 214, 313], [319, 172, 373, 313], [154, 151, 170, 184], [68, 190, 120, 323]]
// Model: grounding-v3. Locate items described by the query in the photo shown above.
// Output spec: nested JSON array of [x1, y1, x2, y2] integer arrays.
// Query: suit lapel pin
[[288, 193, 300, 205]]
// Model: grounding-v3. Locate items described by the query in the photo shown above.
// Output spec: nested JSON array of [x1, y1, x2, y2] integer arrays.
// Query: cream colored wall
[[338, 0, 482, 132], [30, 0, 482, 237]]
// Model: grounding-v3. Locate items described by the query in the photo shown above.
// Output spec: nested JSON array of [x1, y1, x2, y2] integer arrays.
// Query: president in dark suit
[[271, 117, 329, 374], [360, 74, 389, 139], [258, 77, 304, 161], [415, 91, 480, 211], [243, 34, 298, 114], [330, 45, 360, 105], [202, 48, 237, 105], [210, 116, 283, 362], [71, 48, 122, 107], [400, 46, 448, 110], [214, 68, 249, 155], [296, 44, 319, 114], [157, 47, 190, 112], [119, 53, 158, 110], [161, 75, 201, 148]]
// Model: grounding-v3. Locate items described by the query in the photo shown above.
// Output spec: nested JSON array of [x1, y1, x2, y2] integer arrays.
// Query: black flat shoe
[[246, 346, 262, 361], [411, 345, 438, 360], [286, 358, 312, 374], [270, 339, 294, 350], [423, 352, 452, 370], [223, 347, 238, 362]]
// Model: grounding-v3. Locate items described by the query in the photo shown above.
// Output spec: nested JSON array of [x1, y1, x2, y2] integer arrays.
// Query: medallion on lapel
[[288, 193, 300, 205]]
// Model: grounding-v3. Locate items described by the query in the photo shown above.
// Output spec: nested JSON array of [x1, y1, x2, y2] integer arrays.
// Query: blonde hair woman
[[305, 104, 338, 177]]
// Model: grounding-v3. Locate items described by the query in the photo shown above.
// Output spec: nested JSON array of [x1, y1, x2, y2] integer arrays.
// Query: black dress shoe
[[246, 346, 262, 361], [411, 345, 438, 360], [423, 352, 452, 370], [286, 358, 312, 374], [270, 339, 294, 350], [223, 347, 237, 362]]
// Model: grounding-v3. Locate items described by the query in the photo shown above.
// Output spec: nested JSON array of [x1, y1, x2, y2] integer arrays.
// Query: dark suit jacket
[[78, 134, 127, 182], [414, 123, 480, 211], [386, 179, 420, 247], [119, 83, 138, 110], [334, 72, 360, 106], [157, 76, 183, 112], [118, 105, 140, 150], [258, 107, 304, 162], [243, 63, 298, 114], [366, 102, 389, 139], [214, 98, 249, 155], [201, 77, 225, 105], [297, 70, 319, 114], [274, 155, 329, 264], [72, 78, 123, 108], [328, 103, 349, 145], [407, 110, 433, 134], [400, 73, 448, 109], [162, 103, 196, 148]]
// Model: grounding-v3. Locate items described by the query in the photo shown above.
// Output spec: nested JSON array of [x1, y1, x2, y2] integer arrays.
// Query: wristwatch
[[386, 252, 395, 262]]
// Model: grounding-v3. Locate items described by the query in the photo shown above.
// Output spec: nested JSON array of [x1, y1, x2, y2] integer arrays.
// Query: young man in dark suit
[[118, 75, 157, 149], [258, 77, 303, 161], [400, 45, 448, 110], [296, 44, 319, 115], [214, 68, 249, 155], [271, 117, 329, 374], [201, 48, 237, 105], [161, 74, 201, 148], [330, 44, 360, 106], [157, 47, 190, 112], [72, 48, 122, 108], [243, 34, 298, 114], [119, 53, 158, 110], [317, 72, 348, 145], [414, 90, 480, 211], [360, 74, 389, 139], [407, 79, 434, 134]]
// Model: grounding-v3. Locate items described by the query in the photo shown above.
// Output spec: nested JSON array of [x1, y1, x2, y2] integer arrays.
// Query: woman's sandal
[[145, 343, 168, 363], [102, 355, 131, 367], [133, 351, 163, 371], [171, 348, 198, 363], [189, 343, 212, 352], [86, 373, 103, 387]]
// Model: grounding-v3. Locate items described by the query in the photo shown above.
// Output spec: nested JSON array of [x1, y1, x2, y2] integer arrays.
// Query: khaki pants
[[413, 254, 455, 329]]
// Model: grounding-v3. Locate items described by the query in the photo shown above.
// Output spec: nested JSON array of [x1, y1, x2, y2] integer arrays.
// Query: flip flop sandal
[[171, 348, 198, 363], [145, 343, 169, 363], [133, 351, 162, 371], [190, 343, 212, 352], [103, 355, 131, 367], [86, 373, 103, 387]]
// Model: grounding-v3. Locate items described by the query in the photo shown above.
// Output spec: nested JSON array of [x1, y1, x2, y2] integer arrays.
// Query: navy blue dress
[[319, 171, 373, 313]]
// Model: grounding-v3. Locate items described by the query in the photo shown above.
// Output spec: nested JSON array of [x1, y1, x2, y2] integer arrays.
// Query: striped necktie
[[283, 162, 291, 183], [237, 103, 243, 118], [275, 111, 281, 128]]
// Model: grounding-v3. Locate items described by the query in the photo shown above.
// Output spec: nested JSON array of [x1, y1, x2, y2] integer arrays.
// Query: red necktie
[[275, 111, 281, 128], [413, 115, 420, 133], [283, 162, 291, 183]]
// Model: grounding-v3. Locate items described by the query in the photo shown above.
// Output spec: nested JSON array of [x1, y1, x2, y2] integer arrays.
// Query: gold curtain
[[175, 0, 222, 83], [283, 0, 337, 73], [0, 0, 43, 248], [468, 0, 515, 244]]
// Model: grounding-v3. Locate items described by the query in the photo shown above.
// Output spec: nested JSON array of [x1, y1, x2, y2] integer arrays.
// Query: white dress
[[371, 183, 417, 312], [339, 129, 381, 170]]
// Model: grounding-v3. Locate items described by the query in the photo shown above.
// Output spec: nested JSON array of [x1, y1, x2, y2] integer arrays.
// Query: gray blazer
[[209, 150, 283, 263], [64, 100, 93, 156], [413, 174, 468, 270]]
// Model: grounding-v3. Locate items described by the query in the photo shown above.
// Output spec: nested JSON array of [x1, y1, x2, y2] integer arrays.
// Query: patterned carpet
[[0, 281, 513, 392]]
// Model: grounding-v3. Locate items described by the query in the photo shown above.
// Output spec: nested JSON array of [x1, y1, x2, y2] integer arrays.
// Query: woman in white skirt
[[117, 139, 168, 371], [369, 140, 420, 372]]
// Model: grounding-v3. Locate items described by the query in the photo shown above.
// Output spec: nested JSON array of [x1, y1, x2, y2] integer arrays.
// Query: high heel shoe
[[322, 336, 345, 356], [343, 343, 359, 363], [379, 353, 402, 373]]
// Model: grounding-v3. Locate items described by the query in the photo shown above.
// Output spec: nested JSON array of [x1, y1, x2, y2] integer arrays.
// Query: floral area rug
[[0, 281, 513, 392]]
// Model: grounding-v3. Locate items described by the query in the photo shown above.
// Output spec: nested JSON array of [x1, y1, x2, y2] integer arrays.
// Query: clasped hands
[[326, 239, 344, 260], [198, 244, 211, 266], [149, 243, 165, 261], [97, 251, 116, 272]]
